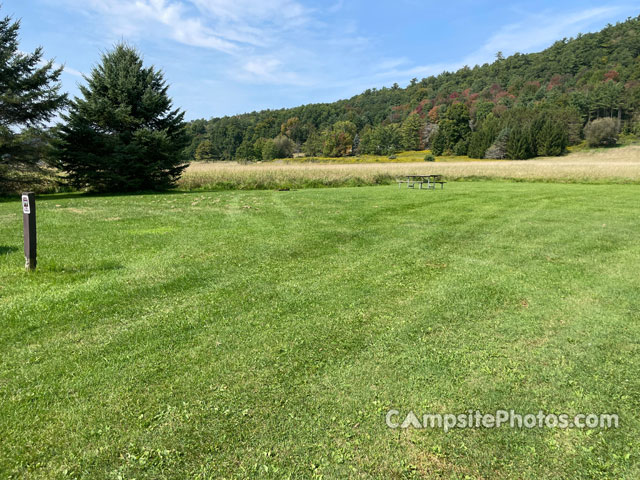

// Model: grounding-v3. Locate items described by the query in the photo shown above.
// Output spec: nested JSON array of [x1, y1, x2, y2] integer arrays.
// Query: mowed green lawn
[[1, 183, 640, 479]]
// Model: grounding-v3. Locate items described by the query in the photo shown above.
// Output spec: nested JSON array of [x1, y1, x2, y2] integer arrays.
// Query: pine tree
[[506, 126, 535, 159], [536, 120, 567, 156], [430, 129, 447, 155], [432, 103, 471, 155], [485, 128, 509, 159], [467, 114, 501, 158], [352, 133, 360, 155], [0, 11, 67, 193], [56, 44, 188, 192], [401, 113, 424, 150]]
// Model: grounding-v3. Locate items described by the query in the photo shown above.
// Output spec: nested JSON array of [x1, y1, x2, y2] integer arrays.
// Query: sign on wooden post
[[22, 192, 36, 271]]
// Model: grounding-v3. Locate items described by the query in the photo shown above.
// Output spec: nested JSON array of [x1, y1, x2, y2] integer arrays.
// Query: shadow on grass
[[1, 188, 202, 204], [28, 189, 209, 203], [40, 260, 125, 274], [0, 246, 19, 255]]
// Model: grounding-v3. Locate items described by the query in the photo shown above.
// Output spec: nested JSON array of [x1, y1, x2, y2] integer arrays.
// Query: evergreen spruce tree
[[506, 125, 535, 159], [351, 133, 360, 155], [536, 120, 567, 156], [56, 44, 188, 192], [485, 128, 510, 159], [467, 131, 485, 158], [401, 113, 424, 150], [0, 10, 67, 193], [430, 128, 447, 155], [469, 115, 503, 158]]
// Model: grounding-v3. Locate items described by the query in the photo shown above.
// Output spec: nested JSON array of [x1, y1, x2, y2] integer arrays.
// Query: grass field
[[279, 150, 470, 163], [179, 145, 640, 190], [1, 183, 640, 478]]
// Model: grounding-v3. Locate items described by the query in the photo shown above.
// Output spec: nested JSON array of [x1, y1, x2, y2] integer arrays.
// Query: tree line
[[186, 15, 640, 162]]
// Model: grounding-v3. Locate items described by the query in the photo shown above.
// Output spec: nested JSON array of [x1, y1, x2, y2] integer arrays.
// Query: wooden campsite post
[[22, 192, 36, 271]]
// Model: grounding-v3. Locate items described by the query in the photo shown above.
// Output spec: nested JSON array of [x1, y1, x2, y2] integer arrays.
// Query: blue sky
[[8, 1, 639, 120]]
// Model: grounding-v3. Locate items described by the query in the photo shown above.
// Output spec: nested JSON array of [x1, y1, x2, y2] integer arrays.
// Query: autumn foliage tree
[[322, 121, 357, 157], [182, 16, 640, 161]]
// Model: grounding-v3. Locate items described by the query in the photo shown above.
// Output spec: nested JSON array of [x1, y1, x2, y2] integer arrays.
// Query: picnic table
[[397, 174, 446, 190]]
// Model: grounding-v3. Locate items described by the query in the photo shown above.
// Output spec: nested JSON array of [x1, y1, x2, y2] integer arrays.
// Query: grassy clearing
[[179, 145, 640, 190], [1, 182, 640, 478]]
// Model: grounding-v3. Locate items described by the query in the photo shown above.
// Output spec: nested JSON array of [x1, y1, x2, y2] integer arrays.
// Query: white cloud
[[53, 0, 636, 97], [327, 0, 345, 14], [238, 55, 311, 86], [26, 50, 84, 78], [56, 0, 366, 87], [243, 56, 282, 78], [191, 0, 309, 25], [61, 0, 241, 53], [62, 0, 313, 52], [62, 65, 83, 77]]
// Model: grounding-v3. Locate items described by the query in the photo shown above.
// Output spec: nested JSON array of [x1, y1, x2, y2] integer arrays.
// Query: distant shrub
[[262, 135, 295, 161], [585, 118, 619, 147], [632, 114, 640, 137], [618, 132, 637, 145], [454, 139, 468, 156], [261, 139, 279, 161], [424, 153, 435, 162], [273, 135, 295, 158], [195, 140, 215, 162]]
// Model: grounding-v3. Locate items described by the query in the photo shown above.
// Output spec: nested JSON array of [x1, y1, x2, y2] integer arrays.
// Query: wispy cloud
[[372, 5, 633, 86], [56, 0, 356, 85], [25, 49, 84, 78], [239, 55, 311, 86], [60, 0, 314, 52], [327, 0, 345, 14], [60, 0, 241, 53], [191, 0, 309, 26], [463, 6, 629, 67], [48, 0, 638, 110], [62, 65, 83, 77]]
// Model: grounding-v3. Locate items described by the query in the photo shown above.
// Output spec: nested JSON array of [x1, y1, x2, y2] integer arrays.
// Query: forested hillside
[[186, 16, 640, 161]]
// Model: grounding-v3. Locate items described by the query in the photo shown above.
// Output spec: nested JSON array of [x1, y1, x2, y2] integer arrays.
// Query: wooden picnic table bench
[[397, 174, 446, 190]]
